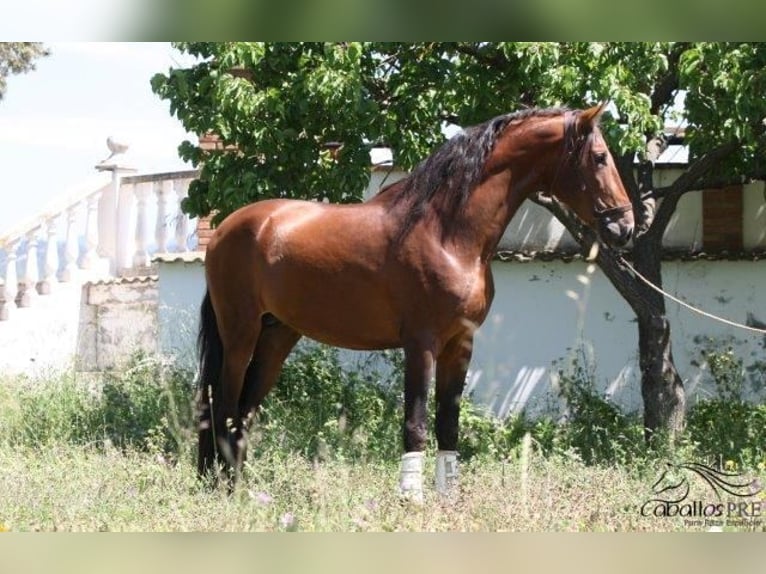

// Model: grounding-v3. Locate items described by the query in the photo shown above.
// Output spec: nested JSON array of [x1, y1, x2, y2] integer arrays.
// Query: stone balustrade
[[0, 169, 200, 321]]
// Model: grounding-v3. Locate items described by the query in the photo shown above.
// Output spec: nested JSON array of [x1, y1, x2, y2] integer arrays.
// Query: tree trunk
[[624, 153, 686, 443], [632, 233, 686, 442], [536, 130, 745, 445], [534, 189, 687, 444]]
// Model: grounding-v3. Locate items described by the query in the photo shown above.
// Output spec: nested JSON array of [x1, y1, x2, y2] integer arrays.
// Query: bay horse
[[196, 103, 634, 500]]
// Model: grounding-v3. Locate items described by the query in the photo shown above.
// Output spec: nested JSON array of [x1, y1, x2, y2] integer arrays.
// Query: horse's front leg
[[400, 341, 436, 504], [434, 331, 474, 496]]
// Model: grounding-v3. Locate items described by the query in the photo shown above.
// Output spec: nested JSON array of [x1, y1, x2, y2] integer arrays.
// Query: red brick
[[702, 186, 743, 251], [196, 215, 215, 251]]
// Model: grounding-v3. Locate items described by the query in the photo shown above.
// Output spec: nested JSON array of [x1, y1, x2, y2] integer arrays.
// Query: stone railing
[[112, 170, 200, 274], [0, 168, 200, 321]]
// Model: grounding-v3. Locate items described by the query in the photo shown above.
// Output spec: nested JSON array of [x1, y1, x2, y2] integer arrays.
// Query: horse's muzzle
[[600, 220, 633, 247], [598, 211, 634, 248], [594, 202, 634, 248]]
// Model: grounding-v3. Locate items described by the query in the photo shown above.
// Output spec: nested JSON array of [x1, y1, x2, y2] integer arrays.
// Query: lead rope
[[620, 258, 766, 335]]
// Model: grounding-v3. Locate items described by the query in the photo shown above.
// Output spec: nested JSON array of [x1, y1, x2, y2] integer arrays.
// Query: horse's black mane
[[381, 106, 570, 239]]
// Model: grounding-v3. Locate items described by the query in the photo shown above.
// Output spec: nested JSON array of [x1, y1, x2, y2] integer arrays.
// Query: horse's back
[[208, 198, 391, 263], [204, 198, 404, 348], [208, 198, 313, 245]]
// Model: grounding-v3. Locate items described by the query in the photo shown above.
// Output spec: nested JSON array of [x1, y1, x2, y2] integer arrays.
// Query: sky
[[0, 42, 196, 234]]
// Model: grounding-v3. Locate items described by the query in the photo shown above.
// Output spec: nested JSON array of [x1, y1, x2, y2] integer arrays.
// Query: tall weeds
[[0, 345, 764, 471]]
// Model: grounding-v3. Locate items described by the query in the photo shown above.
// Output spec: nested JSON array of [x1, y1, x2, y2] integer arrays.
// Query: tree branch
[[615, 153, 639, 199], [649, 42, 691, 116], [646, 189, 684, 245], [615, 152, 658, 238], [643, 138, 743, 242], [651, 113, 766, 201], [650, 140, 740, 200], [531, 193, 661, 317], [653, 166, 766, 198], [452, 43, 508, 70]]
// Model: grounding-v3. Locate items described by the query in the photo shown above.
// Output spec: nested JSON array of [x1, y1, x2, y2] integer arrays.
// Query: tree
[[153, 42, 766, 441], [151, 43, 381, 221], [0, 43, 49, 100]]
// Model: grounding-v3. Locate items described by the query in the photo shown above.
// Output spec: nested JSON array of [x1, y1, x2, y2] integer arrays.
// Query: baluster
[[174, 179, 190, 252], [133, 183, 150, 268], [1, 240, 19, 320], [59, 205, 79, 282], [19, 229, 40, 307], [99, 171, 119, 262], [80, 191, 101, 269], [39, 217, 58, 295], [155, 180, 172, 253], [15, 241, 29, 308], [116, 182, 134, 274]]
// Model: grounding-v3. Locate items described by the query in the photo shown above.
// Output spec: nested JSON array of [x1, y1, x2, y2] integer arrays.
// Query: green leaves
[[0, 42, 49, 101], [153, 42, 766, 222], [153, 42, 381, 222], [680, 43, 766, 178]]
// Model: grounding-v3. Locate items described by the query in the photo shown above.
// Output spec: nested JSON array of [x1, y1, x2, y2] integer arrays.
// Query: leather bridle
[[593, 203, 633, 220]]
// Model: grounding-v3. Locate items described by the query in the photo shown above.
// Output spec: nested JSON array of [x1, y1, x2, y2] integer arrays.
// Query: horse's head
[[549, 103, 634, 247]]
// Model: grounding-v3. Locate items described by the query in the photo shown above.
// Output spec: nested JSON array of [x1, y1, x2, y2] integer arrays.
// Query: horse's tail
[[197, 289, 222, 477]]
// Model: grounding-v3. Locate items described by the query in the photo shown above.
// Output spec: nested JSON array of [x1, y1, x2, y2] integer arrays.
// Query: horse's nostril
[[602, 220, 633, 247]]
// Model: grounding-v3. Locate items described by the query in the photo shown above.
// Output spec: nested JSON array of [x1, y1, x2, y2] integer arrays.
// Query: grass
[[0, 348, 764, 532], [0, 443, 674, 531], [1, 440, 763, 532]]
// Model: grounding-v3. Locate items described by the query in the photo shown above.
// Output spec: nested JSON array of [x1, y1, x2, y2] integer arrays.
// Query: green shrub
[[686, 399, 766, 467], [457, 402, 528, 461], [553, 350, 645, 466], [0, 353, 196, 457], [99, 352, 196, 455], [255, 345, 553, 465], [685, 347, 766, 468], [2, 342, 763, 473], [253, 345, 403, 462], [702, 346, 745, 402], [0, 372, 102, 446]]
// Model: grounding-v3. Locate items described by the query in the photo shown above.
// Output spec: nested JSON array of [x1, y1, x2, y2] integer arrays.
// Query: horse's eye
[[594, 152, 608, 166]]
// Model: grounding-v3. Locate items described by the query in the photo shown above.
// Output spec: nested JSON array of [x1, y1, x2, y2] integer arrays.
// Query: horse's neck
[[451, 163, 544, 262], [450, 118, 559, 261]]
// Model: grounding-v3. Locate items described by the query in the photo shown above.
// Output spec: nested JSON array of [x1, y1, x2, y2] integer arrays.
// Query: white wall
[[76, 277, 159, 371], [0, 280, 84, 376], [0, 273, 161, 375], [157, 257, 766, 417], [156, 256, 207, 372], [744, 181, 766, 249], [468, 258, 766, 417]]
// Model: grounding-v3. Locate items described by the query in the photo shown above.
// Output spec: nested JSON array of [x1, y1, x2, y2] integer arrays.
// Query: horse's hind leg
[[215, 315, 262, 483], [239, 315, 302, 433]]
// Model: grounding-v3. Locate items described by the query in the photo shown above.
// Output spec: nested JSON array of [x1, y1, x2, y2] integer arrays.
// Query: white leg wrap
[[399, 452, 424, 504], [435, 450, 459, 495]]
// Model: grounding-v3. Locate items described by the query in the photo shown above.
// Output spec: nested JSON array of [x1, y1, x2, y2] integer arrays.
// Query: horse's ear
[[577, 101, 608, 134]]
